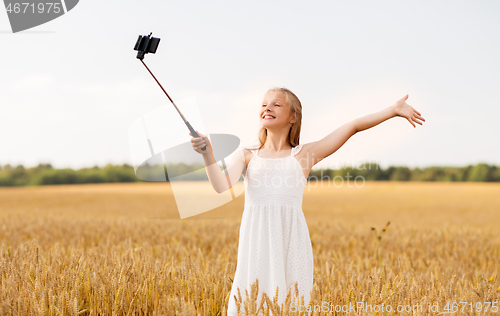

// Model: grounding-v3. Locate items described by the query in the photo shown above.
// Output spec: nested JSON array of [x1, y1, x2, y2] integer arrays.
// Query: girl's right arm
[[190, 130, 246, 194]]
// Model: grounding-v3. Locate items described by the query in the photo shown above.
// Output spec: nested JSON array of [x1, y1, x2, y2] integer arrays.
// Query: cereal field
[[0, 181, 499, 315]]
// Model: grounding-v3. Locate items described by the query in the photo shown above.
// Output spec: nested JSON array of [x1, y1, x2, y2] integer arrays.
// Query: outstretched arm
[[301, 94, 425, 168]]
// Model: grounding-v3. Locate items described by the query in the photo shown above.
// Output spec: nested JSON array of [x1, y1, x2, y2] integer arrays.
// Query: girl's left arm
[[301, 94, 425, 168]]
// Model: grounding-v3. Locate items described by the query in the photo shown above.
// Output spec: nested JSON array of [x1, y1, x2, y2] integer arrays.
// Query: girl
[[190, 87, 425, 315]]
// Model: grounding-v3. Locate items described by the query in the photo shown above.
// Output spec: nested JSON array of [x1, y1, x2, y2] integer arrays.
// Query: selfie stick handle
[[140, 59, 206, 151]]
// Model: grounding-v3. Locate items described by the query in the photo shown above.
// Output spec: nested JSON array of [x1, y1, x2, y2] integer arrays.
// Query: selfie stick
[[134, 32, 206, 151]]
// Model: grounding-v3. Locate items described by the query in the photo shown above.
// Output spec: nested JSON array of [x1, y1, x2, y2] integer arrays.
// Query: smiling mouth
[[263, 115, 275, 119]]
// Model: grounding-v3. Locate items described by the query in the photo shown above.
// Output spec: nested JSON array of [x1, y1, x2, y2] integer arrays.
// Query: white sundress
[[226, 144, 314, 316]]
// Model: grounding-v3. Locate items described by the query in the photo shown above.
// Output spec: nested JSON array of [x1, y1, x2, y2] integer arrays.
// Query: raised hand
[[189, 130, 212, 155], [393, 94, 426, 128]]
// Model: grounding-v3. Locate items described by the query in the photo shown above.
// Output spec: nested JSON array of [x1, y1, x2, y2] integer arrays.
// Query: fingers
[[410, 115, 425, 126], [192, 140, 206, 147], [189, 130, 208, 153], [416, 113, 425, 122], [412, 117, 423, 125], [189, 130, 209, 153], [192, 142, 206, 153], [191, 138, 207, 147], [413, 113, 425, 123]]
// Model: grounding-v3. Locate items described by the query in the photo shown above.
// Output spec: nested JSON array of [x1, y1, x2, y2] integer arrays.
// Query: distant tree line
[[0, 163, 138, 186], [0, 162, 499, 186], [308, 162, 500, 182]]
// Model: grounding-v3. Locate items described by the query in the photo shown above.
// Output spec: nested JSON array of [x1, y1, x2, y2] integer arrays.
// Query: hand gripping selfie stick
[[133, 32, 206, 151]]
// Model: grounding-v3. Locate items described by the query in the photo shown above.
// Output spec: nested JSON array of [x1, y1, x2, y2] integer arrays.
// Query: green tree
[[467, 163, 493, 182], [389, 166, 411, 181]]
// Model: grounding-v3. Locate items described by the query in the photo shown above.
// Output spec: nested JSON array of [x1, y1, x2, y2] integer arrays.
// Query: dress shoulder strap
[[291, 144, 304, 156]]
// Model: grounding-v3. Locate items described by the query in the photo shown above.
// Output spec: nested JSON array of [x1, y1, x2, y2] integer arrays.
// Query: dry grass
[[0, 181, 499, 315]]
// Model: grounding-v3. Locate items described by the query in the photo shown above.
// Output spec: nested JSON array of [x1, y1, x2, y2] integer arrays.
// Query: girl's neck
[[263, 129, 291, 152]]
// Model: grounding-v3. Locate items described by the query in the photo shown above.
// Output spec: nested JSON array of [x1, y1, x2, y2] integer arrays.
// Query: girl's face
[[260, 91, 296, 128]]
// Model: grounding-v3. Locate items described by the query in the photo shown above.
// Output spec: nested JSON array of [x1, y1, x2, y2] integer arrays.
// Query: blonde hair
[[257, 87, 302, 148]]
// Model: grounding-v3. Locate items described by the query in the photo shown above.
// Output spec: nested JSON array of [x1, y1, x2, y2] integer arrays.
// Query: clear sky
[[1, 0, 499, 171]]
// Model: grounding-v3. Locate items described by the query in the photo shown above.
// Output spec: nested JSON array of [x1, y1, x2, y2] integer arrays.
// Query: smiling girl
[[190, 87, 425, 315]]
